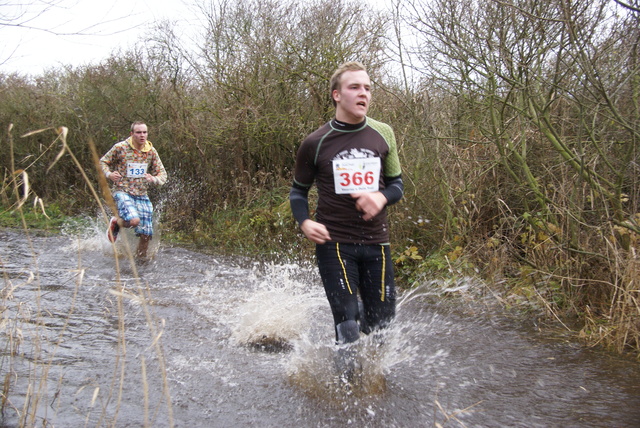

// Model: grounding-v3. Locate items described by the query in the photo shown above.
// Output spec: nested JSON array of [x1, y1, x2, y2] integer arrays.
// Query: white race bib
[[332, 158, 381, 194], [126, 162, 148, 178]]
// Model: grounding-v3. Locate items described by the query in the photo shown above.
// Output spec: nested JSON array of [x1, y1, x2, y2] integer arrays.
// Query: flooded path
[[1, 227, 639, 427]]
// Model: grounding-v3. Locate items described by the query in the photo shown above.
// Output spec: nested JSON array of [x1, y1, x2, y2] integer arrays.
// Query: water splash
[[4, 228, 639, 427], [285, 309, 449, 406], [224, 262, 328, 351], [232, 288, 319, 351], [60, 215, 161, 259]]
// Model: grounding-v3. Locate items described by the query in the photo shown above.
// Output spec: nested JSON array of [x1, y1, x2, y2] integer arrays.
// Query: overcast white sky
[[1, 0, 388, 76], [1, 0, 197, 75]]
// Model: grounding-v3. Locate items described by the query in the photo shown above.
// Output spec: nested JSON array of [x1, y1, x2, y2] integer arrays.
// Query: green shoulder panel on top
[[314, 128, 334, 166], [366, 117, 402, 177]]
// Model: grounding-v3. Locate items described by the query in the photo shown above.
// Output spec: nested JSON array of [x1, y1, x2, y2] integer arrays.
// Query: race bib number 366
[[333, 158, 381, 194], [127, 162, 148, 178]]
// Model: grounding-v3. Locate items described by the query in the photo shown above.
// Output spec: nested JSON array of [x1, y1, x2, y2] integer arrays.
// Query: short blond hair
[[329, 61, 367, 107], [131, 121, 146, 132]]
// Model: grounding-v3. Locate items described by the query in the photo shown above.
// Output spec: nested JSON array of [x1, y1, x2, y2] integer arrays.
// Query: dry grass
[[1, 125, 174, 426], [578, 232, 640, 356]]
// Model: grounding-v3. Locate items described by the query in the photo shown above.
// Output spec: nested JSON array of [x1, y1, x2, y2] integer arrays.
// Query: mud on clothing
[[290, 117, 404, 343]]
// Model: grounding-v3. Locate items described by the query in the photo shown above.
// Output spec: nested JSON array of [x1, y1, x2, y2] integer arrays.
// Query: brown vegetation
[[1, 0, 638, 359]]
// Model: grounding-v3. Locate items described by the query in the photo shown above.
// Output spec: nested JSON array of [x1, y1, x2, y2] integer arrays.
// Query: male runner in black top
[[290, 61, 404, 377]]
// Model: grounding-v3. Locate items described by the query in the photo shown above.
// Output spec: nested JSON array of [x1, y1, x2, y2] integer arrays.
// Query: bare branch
[[612, 0, 640, 13]]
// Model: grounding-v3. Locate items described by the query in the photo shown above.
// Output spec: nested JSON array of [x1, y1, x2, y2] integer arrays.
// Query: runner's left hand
[[351, 192, 387, 221]]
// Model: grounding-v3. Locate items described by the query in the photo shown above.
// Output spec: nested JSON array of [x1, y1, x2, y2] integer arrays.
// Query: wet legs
[[136, 234, 151, 259], [109, 216, 151, 260]]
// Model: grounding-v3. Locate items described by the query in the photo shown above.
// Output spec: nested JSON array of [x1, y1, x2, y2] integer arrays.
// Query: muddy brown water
[[1, 226, 639, 427]]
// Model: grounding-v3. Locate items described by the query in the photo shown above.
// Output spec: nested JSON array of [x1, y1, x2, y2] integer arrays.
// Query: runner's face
[[333, 70, 371, 124], [131, 124, 148, 147]]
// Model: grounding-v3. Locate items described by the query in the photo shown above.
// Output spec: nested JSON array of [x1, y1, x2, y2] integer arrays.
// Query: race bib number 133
[[332, 158, 381, 194], [127, 162, 148, 178]]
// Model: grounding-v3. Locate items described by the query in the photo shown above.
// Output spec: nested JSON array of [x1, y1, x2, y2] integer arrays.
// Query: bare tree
[[401, 0, 640, 352], [613, 0, 640, 13], [0, 0, 150, 68]]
